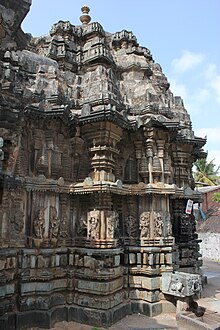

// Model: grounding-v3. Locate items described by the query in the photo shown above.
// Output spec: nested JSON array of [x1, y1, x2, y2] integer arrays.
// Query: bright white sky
[[22, 0, 220, 169]]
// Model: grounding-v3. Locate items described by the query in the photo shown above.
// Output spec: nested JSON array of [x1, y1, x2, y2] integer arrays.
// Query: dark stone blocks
[[0, 313, 16, 330], [68, 303, 131, 327], [51, 307, 68, 326], [0, 303, 132, 329], [17, 311, 51, 329], [131, 301, 162, 317]]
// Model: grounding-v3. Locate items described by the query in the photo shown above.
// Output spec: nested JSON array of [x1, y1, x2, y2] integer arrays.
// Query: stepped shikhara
[[0, 2, 206, 328]]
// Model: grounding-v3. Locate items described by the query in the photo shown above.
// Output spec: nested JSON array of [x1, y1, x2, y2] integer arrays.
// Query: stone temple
[[0, 1, 207, 328]]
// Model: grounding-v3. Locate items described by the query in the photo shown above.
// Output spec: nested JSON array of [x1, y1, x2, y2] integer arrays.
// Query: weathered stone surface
[[0, 3, 207, 329], [162, 271, 202, 297], [0, 0, 32, 52]]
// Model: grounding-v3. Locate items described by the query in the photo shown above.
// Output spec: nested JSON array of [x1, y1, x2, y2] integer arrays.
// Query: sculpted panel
[[10, 209, 24, 235], [59, 210, 69, 238], [125, 215, 137, 238], [139, 212, 150, 238], [106, 210, 119, 239], [153, 211, 163, 237], [87, 209, 100, 240], [49, 206, 60, 238], [33, 208, 46, 239]]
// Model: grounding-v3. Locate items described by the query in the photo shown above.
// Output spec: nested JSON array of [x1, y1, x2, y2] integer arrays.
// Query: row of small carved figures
[[32, 210, 173, 240]]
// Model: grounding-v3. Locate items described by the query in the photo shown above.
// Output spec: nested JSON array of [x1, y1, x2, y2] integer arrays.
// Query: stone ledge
[[176, 310, 220, 330]]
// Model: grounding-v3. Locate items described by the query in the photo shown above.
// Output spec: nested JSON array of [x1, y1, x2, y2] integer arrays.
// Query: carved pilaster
[[134, 141, 143, 183], [164, 144, 173, 184], [157, 140, 165, 183], [59, 195, 69, 240], [45, 130, 55, 178], [81, 122, 122, 182], [146, 138, 154, 183]]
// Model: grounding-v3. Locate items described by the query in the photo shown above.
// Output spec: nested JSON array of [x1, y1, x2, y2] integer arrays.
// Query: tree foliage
[[213, 192, 220, 202], [194, 157, 220, 186]]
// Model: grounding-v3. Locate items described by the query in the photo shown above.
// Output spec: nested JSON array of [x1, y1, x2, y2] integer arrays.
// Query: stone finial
[[80, 5, 91, 25]]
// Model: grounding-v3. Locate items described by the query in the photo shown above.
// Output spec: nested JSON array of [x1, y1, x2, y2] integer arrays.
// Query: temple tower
[[0, 3, 206, 328]]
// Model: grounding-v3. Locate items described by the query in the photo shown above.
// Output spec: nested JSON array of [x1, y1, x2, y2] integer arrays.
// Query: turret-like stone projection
[[0, 2, 206, 328]]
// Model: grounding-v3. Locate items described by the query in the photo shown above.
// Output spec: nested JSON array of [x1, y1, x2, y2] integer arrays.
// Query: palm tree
[[194, 158, 220, 186]]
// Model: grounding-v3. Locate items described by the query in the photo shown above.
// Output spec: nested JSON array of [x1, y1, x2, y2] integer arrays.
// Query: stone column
[[146, 138, 154, 183], [45, 130, 54, 178], [134, 141, 143, 183], [157, 140, 165, 183]]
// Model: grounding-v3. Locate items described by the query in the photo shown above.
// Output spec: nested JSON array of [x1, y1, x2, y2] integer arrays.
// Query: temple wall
[[199, 233, 220, 261]]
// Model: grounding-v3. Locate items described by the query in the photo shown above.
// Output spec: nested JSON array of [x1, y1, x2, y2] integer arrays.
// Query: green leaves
[[213, 192, 220, 202], [193, 157, 220, 186]]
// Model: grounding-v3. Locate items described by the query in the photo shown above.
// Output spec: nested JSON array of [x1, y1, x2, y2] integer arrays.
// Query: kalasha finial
[[80, 5, 91, 25]]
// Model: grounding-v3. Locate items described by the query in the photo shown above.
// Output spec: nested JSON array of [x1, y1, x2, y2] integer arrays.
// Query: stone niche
[[0, 2, 206, 329]]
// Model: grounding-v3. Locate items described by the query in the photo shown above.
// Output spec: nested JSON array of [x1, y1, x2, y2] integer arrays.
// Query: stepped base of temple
[[0, 301, 176, 329]]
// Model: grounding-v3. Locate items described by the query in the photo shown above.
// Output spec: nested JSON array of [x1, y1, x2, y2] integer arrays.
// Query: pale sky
[[22, 0, 220, 169]]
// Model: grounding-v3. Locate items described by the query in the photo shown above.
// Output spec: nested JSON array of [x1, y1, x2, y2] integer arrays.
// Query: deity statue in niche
[[165, 212, 172, 237], [11, 209, 24, 234], [139, 212, 150, 238], [59, 211, 69, 238], [107, 211, 119, 239], [87, 209, 100, 240], [125, 215, 137, 237], [77, 212, 87, 237], [33, 208, 45, 239], [154, 211, 163, 237], [49, 206, 60, 238]]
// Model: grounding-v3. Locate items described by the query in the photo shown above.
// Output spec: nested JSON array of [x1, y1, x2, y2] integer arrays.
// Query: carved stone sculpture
[[162, 272, 202, 298], [140, 212, 150, 238], [165, 212, 172, 237], [11, 209, 24, 234], [59, 214, 69, 238], [49, 206, 60, 238], [125, 215, 137, 237], [33, 209, 45, 239], [87, 209, 100, 240], [154, 211, 163, 237], [106, 210, 119, 239]]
